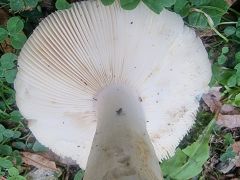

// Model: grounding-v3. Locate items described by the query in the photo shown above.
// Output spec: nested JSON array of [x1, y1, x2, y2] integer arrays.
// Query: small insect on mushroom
[[14, 1, 211, 180]]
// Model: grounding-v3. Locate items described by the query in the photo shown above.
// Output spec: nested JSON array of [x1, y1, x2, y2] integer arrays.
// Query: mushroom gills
[[14, 0, 212, 178], [84, 85, 162, 180]]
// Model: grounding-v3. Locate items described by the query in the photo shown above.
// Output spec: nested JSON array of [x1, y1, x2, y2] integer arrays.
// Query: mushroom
[[14, 1, 211, 179]]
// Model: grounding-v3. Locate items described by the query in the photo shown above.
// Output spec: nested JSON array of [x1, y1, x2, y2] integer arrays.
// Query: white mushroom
[[14, 1, 211, 179]]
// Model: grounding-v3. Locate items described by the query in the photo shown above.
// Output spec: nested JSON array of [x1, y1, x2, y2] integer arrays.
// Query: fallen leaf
[[220, 104, 240, 115], [21, 152, 58, 171], [202, 88, 222, 113], [1, 38, 14, 53], [217, 114, 240, 128], [196, 29, 214, 38], [0, 9, 8, 26], [232, 141, 240, 155]]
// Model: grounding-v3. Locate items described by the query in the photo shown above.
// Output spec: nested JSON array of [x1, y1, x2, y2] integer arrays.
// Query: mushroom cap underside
[[14, 1, 211, 169]]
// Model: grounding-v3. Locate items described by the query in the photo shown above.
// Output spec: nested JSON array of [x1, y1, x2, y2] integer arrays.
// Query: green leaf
[[32, 141, 48, 152], [0, 145, 12, 155], [227, 74, 237, 87], [10, 33, 27, 49], [182, 141, 209, 165], [188, 0, 229, 28], [5, 91, 15, 106], [0, 134, 3, 142], [101, 0, 115, 5], [237, 76, 240, 86], [120, 0, 140, 10], [190, 0, 211, 6], [221, 47, 229, 54], [235, 63, 240, 74], [26, 143, 33, 149], [234, 93, 240, 106], [159, 0, 176, 7], [235, 52, 240, 63], [174, 0, 190, 17], [236, 27, 240, 38], [10, 0, 25, 11], [161, 120, 215, 179], [220, 146, 236, 162], [7, 17, 24, 34], [3, 129, 14, 138], [12, 131, 21, 139], [12, 150, 22, 165], [0, 53, 17, 69], [8, 175, 26, 180], [217, 54, 227, 65], [0, 124, 6, 133], [142, 0, 163, 14], [5, 69, 17, 83], [224, 133, 234, 146], [200, 1, 229, 26], [0, 158, 13, 168], [10, 110, 23, 122], [188, 12, 208, 29], [237, 17, 240, 28], [25, 0, 39, 8], [0, 171, 5, 176], [55, 0, 71, 10], [0, 28, 8, 43], [12, 142, 26, 150], [8, 167, 19, 177], [210, 64, 235, 85], [224, 26, 236, 36], [161, 148, 187, 176], [74, 170, 84, 180]]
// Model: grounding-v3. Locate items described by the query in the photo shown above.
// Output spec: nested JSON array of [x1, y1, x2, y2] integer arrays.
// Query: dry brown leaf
[[202, 88, 222, 113], [1, 38, 14, 53], [196, 29, 214, 38], [217, 114, 240, 128], [220, 104, 240, 115], [21, 152, 58, 171], [0, 9, 8, 26], [232, 141, 240, 155]]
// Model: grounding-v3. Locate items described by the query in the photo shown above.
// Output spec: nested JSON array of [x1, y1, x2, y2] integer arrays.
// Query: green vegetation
[[161, 120, 215, 180], [210, 16, 240, 107], [0, 0, 239, 179]]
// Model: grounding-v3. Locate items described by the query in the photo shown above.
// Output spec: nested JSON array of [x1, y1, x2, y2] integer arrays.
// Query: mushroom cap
[[15, 1, 211, 169]]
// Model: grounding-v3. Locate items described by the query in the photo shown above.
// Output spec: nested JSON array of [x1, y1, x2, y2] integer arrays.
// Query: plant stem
[[192, 8, 228, 42], [229, 8, 240, 16], [229, 38, 240, 44], [218, 22, 237, 25]]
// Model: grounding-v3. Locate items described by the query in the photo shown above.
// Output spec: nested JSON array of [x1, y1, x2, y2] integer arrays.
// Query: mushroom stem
[[84, 86, 163, 180]]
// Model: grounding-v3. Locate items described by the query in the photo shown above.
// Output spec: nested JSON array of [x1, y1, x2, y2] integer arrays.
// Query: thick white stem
[[84, 86, 163, 180]]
